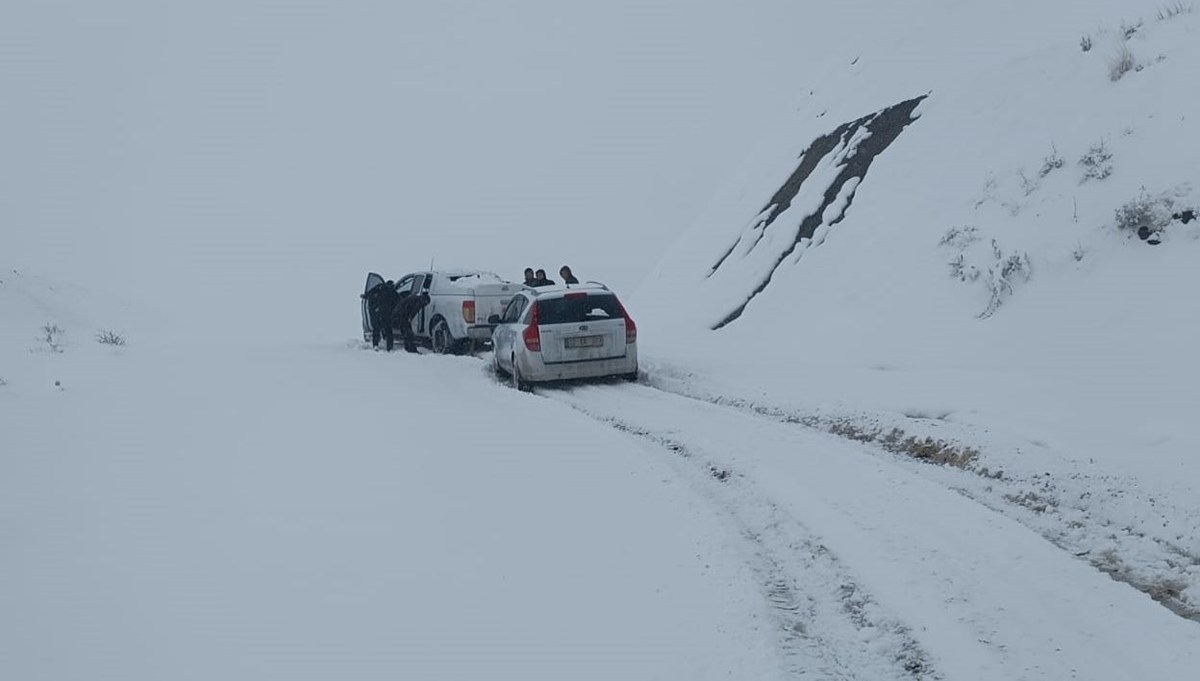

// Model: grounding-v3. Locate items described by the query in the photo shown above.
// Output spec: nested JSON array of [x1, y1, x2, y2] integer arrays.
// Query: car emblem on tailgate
[[579, 325, 588, 331]]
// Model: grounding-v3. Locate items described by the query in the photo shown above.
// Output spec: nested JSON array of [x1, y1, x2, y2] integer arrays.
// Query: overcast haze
[[3, 1, 826, 333]]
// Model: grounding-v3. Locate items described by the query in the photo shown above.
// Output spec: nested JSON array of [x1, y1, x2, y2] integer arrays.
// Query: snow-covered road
[[545, 380, 1200, 680], [3, 261, 1198, 679]]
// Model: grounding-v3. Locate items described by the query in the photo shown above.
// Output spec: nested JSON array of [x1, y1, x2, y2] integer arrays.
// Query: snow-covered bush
[[940, 226, 982, 282], [96, 330, 127, 346], [1080, 34, 1093, 52], [1078, 141, 1113, 181], [979, 241, 1032, 319], [1114, 189, 1175, 239], [939, 226, 979, 250], [40, 324, 65, 353], [1038, 144, 1064, 178], [940, 229, 1031, 318], [1157, 2, 1192, 21], [1108, 45, 1138, 81], [1120, 19, 1144, 39]]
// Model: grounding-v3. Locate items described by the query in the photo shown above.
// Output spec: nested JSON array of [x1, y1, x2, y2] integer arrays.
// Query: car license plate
[[566, 335, 604, 349]]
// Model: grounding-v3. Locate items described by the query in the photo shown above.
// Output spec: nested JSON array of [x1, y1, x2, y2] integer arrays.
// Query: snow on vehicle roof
[[527, 282, 613, 297], [435, 270, 511, 291], [437, 269, 504, 280]]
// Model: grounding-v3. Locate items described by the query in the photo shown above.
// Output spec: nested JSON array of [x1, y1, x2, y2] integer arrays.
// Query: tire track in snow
[[540, 381, 1200, 681], [638, 367, 1200, 622], [545, 387, 941, 681]]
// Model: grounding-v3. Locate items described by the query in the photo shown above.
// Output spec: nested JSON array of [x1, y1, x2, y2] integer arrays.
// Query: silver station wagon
[[489, 283, 638, 390]]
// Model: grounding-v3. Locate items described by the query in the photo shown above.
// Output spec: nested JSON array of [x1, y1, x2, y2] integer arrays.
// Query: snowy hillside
[[4, 1, 1200, 679], [637, 0, 1200, 622]]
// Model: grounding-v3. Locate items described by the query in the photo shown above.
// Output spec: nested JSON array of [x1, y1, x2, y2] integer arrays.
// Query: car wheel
[[431, 319, 455, 354], [511, 356, 531, 392], [622, 369, 639, 383]]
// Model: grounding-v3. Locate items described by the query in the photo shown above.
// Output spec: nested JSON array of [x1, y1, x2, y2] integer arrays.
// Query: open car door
[[362, 272, 385, 342]]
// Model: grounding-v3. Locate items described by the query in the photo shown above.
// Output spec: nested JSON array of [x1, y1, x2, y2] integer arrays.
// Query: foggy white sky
[[3, 0, 828, 334]]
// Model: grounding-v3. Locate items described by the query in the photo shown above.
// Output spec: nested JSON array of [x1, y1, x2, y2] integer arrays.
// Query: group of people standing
[[523, 265, 579, 288], [361, 283, 430, 353], [363, 264, 582, 354]]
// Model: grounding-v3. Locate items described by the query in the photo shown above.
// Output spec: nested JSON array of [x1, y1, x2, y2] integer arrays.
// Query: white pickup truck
[[361, 270, 520, 354]]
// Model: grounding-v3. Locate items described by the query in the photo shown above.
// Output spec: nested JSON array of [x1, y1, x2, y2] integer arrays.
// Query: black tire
[[430, 318, 456, 355], [511, 356, 531, 392], [622, 369, 639, 383]]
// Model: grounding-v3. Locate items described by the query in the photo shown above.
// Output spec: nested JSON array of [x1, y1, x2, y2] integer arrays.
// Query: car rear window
[[535, 293, 623, 324]]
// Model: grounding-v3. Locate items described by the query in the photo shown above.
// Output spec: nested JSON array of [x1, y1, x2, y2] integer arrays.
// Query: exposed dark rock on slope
[[711, 95, 928, 330]]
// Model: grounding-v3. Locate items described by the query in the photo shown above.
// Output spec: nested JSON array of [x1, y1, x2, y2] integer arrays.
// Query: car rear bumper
[[519, 352, 638, 383], [467, 325, 496, 340]]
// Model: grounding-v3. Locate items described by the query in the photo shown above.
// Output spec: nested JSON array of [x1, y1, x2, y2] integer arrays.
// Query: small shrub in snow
[[1115, 189, 1175, 240], [940, 229, 1031, 317], [96, 330, 127, 346], [1120, 19, 1144, 39], [41, 324, 65, 353], [1072, 244, 1087, 262], [948, 254, 980, 283], [1038, 144, 1064, 178], [1080, 34, 1093, 52], [979, 241, 1032, 319], [1108, 45, 1138, 81], [938, 225, 979, 250], [1157, 2, 1192, 20], [1017, 169, 1038, 196], [1078, 141, 1113, 181], [0, 377, 7, 387], [941, 227, 981, 282]]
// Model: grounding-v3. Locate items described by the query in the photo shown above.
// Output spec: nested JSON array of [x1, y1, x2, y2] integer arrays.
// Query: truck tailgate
[[470, 283, 518, 323]]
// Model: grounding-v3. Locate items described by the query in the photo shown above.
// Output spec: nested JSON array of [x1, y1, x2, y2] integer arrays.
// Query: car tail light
[[523, 302, 541, 352], [617, 301, 637, 344], [461, 300, 476, 324]]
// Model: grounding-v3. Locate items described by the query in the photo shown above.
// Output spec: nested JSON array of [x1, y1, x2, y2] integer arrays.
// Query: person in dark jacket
[[362, 280, 400, 350], [394, 292, 432, 353], [533, 269, 556, 287], [559, 265, 579, 285], [523, 268, 537, 287]]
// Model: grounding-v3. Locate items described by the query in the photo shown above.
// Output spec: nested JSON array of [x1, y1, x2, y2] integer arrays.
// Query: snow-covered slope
[[636, 0, 1200, 621]]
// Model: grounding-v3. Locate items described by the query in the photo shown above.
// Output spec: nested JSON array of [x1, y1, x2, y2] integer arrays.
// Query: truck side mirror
[[487, 314, 501, 324]]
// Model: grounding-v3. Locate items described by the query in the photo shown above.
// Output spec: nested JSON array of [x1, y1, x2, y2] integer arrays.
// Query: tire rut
[[552, 396, 941, 681], [636, 370, 1200, 623]]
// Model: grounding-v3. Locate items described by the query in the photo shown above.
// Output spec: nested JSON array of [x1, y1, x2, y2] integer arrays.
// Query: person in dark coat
[[362, 280, 400, 350], [559, 265, 579, 285], [523, 268, 537, 287], [533, 269, 556, 287], [394, 292, 432, 353]]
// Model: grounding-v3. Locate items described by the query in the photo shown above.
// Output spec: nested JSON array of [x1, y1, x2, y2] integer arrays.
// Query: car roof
[[523, 282, 614, 298]]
